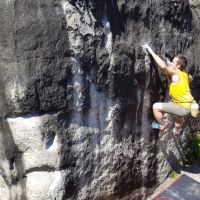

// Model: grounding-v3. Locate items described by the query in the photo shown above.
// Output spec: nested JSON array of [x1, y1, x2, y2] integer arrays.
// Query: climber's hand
[[143, 44, 153, 54]]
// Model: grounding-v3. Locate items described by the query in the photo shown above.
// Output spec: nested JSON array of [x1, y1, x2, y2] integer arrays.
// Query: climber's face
[[171, 57, 180, 70]]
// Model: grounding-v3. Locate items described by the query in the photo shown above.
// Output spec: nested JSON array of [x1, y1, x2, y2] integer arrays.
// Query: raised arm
[[143, 45, 175, 76]]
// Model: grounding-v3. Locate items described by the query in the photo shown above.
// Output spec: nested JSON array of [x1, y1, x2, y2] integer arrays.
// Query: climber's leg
[[170, 116, 184, 135], [162, 102, 191, 134], [162, 102, 190, 116], [153, 102, 165, 131], [175, 116, 184, 130], [153, 102, 191, 131]]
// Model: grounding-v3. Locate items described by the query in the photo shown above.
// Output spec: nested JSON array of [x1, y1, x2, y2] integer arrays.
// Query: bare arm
[[188, 74, 193, 83], [144, 45, 175, 76]]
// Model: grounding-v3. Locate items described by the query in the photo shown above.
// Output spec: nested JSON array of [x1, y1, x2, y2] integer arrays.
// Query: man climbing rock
[[144, 44, 195, 134]]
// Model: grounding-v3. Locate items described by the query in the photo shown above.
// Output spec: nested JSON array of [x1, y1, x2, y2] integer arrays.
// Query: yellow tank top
[[169, 69, 194, 108]]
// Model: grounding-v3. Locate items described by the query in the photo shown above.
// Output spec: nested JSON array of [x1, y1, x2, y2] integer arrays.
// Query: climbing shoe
[[172, 127, 182, 135], [151, 122, 161, 129]]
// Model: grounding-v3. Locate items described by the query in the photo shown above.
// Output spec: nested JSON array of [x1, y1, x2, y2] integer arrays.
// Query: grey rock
[[0, 0, 200, 200]]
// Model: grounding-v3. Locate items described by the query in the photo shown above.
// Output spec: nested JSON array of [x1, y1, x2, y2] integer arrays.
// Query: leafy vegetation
[[169, 171, 179, 179], [191, 0, 200, 4], [185, 132, 200, 165]]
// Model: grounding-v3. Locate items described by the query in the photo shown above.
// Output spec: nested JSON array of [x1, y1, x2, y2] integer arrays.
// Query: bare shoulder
[[163, 66, 176, 76]]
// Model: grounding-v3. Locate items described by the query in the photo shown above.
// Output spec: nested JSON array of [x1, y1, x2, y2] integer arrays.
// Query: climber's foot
[[152, 122, 165, 131], [172, 127, 182, 135]]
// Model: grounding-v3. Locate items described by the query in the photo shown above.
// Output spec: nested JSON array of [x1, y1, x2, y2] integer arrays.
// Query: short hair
[[176, 56, 187, 69]]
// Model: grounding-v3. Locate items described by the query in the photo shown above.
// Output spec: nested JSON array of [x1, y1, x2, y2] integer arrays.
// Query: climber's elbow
[[188, 74, 193, 83]]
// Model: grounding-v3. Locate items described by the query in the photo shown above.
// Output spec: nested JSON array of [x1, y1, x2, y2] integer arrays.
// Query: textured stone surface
[[0, 0, 200, 200]]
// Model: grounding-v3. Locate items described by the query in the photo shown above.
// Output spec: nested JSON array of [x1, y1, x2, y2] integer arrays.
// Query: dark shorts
[[162, 102, 191, 117]]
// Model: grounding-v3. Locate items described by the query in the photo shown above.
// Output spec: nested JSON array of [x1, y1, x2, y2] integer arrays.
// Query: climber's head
[[171, 56, 187, 70]]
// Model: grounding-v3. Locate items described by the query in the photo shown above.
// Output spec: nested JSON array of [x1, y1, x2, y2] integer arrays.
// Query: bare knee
[[153, 103, 163, 111]]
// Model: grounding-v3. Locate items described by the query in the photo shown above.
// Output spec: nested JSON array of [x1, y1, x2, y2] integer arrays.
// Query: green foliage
[[169, 171, 178, 179], [185, 132, 200, 165], [191, 0, 200, 4]]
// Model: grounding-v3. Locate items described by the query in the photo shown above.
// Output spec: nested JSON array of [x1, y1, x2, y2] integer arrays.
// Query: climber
[[143, 44, 195, 134]]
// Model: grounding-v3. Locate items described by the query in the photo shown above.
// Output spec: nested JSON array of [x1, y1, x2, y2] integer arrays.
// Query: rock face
[[0, 0, 200, 199]]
